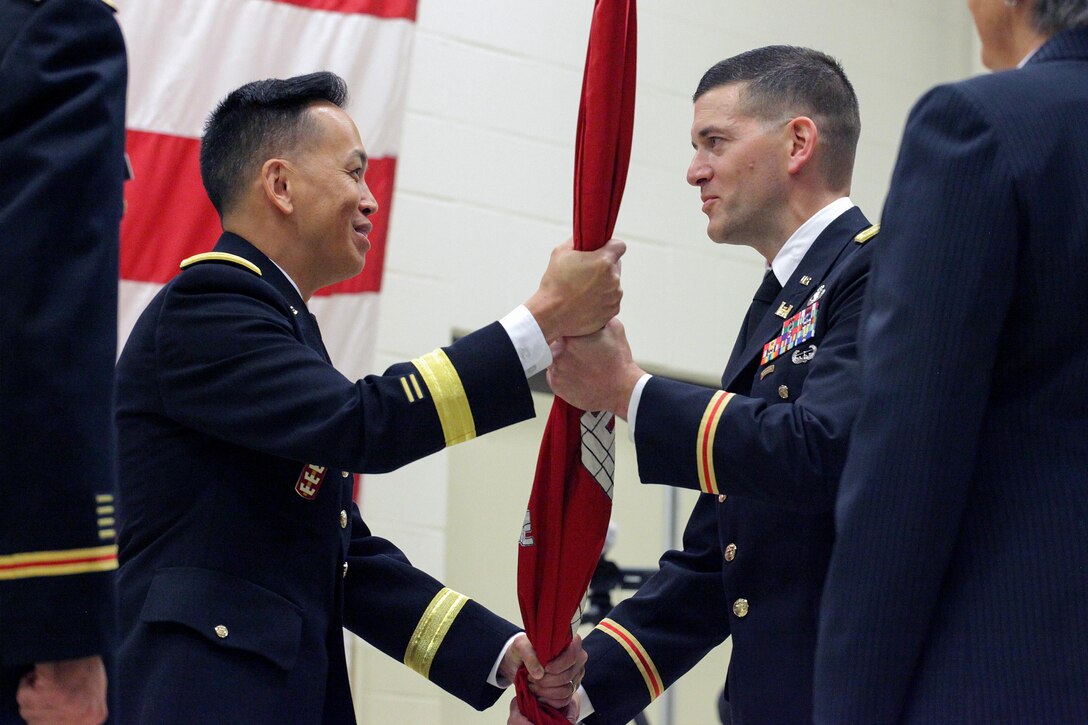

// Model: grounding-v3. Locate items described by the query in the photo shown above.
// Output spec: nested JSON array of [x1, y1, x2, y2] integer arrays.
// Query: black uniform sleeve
[[0, 0, 127, 666], [151, 264, 535, 474], [580, 496, 729, 724], [342, 506, 520, 710]]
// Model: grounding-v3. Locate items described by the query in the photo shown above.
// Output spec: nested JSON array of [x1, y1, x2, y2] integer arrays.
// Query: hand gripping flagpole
[[514, 1, 637, 723]]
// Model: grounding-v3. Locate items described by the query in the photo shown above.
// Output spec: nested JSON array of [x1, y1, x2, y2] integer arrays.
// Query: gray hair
[[1031, 0, 1088, 34]]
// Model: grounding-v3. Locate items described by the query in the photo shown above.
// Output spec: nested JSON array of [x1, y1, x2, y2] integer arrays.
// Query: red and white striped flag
[[117, 0, 417, 390]]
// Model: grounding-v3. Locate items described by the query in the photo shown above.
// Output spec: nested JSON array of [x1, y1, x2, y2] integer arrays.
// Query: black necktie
[[740, 269, 782, 346]]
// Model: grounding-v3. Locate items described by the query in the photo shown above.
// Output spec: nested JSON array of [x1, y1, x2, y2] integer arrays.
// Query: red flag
[[515, 1, 637, 722]]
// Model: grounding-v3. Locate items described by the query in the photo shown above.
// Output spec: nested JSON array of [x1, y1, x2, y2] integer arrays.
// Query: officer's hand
[[526, 634, 586, 710], [548, 318, 643, 419], [508, 694, 580, 724], [525, 238, 625, 343], [17, 656, 108, 725], [499, 632, 545, 685]]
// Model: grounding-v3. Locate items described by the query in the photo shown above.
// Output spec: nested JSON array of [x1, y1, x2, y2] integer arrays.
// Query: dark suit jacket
[[581, 207, 877, 725], [0, 0, 126, 670], [115, 234, 533, 724], [816, 28, 1088, 724]]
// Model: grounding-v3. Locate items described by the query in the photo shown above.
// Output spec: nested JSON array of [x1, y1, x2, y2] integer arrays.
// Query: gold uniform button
[[717, 494, 727, 503], [340, 510, 348, 529], [342, 562, 349, 578], [341, 471, 350, 478], [778, 385, 790, 400], [214, 625, 229, 639], [724, 543, 737, 562], [732, 598, 749, 618]]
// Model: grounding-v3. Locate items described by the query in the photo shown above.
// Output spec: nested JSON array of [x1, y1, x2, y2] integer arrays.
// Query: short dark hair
[[199, 72, 349, 217], [694, 46, 860, 190], [1032, 0, 1088, 34]]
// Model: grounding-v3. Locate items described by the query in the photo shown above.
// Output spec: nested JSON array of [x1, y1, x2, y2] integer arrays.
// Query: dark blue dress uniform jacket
[[0, 0, 126, 693], [816, 29, 1088, 724], [114, 233, 533, 724], [581, 207, 877, 725]]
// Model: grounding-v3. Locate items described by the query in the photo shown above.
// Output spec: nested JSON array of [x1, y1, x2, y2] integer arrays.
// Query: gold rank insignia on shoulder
[[99, 0, 119, 10], [775, 301, 794, 319], [854, 224, 880, 244], [180, 252, 262, 276]]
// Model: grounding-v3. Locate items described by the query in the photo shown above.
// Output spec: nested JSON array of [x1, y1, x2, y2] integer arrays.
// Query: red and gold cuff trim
[[0, 545, 118, 581], [597, 618, 664, 701], [411, 349, 476, 446], [696, 391, 734, 495], [404, 587, 470, 679]]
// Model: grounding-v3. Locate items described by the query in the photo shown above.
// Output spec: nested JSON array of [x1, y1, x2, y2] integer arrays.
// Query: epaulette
[[179, 252, 262, 276], [854, 224, 880, 244], [99, 0, 118, 10]]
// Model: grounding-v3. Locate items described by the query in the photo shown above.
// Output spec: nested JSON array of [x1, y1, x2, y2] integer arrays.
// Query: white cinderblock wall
[[349, 2, 980, 722]]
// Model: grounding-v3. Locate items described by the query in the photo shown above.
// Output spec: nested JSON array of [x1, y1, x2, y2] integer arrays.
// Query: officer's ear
[[785, 116, 818, 177], [261, 158, 294, 215]]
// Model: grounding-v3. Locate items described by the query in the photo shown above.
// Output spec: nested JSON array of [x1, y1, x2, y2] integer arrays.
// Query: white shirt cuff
[[577, 686, 595, 721], [625, 373, 653, 440], [499, 305, 552, 379], [487, 633, 524, 688]]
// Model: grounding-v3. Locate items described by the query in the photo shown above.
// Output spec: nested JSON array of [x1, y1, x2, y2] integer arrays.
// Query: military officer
[[0, 0, 127, 723], [114, 72, 614, 723], [512, 46, 875, 724]]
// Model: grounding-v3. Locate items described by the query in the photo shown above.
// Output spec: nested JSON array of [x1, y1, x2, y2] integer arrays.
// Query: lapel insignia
[[791, 344, 818, 365], [759, 364, 775, 380], [799, 275, 813, 286], [775, 301, 794, 319], [807, 284, 826, 306], [761, 301, 820, 365], [289, 305, 299, 316]]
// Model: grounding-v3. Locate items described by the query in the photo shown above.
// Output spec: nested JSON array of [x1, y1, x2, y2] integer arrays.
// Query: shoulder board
[[99, 0, 118, 10], [854, 224, 880, 244], [179, 252, 262, 276]]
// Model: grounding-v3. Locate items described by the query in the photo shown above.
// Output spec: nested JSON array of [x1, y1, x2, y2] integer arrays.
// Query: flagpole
[[660, 486, 678, 725]]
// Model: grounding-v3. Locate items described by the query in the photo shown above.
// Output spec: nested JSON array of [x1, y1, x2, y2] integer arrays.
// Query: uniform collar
[[721, 204, 870, 389], [770, 197, 854, 286], [213, 233, 308, 311]]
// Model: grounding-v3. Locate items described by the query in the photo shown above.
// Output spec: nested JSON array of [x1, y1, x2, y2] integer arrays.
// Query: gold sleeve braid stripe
[[0, 545, 118, 581], [596, 618, 664, 701], [411, 350, 476, 446], [697, 391, 734, 495], [404, 587, 470, 679]]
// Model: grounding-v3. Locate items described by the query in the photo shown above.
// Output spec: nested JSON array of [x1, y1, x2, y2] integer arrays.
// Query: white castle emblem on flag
[[580, 411, 615, 499], [519, 509, 535, 547]]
